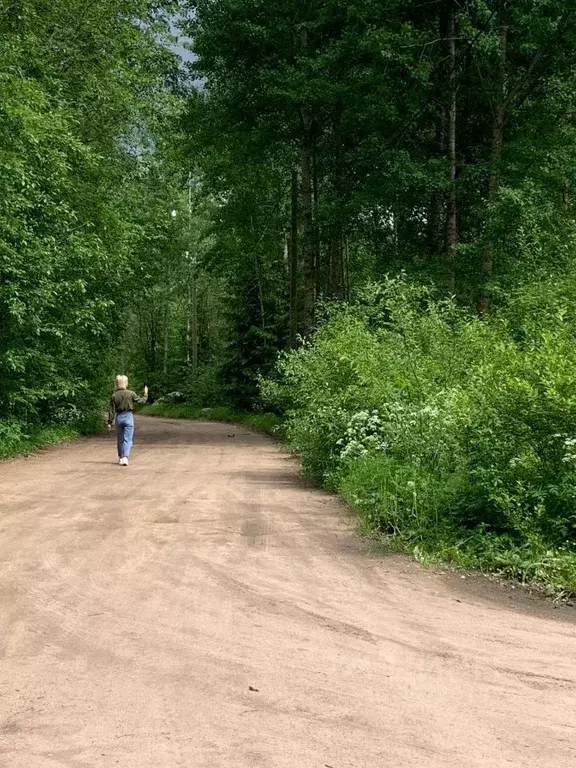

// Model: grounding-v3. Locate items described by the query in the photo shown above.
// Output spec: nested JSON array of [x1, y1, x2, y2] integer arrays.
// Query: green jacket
[[108, 389, 147, 424]]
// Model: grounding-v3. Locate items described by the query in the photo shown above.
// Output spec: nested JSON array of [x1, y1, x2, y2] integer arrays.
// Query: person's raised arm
[[132, 385, 148, 405]]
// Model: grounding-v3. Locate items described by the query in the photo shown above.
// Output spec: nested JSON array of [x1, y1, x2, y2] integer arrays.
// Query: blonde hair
[[115, 375, 129, 390]]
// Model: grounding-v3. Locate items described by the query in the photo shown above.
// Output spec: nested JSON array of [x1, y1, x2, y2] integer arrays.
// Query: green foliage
[[263, 275, 576, 592], [0, 420, 96, 461], [0, 0, 184, 447]]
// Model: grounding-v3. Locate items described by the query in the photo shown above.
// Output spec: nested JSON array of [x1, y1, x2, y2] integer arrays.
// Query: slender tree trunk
[[328, 233, 336, 299], [186, 263, 199, 377], [191, 269, 198, 379], [328, 228, 345, 300], [478, 21, 507, 314], [562, 180, 572, 211], [186, 173, 195, 370], [428, 108, 446, 254], [137, 305, 146, 367], [250, 215, 266, 330], [298, 25, 316, 337], [149, 312, 157, 373], [343, 235, 350, 301], [428, 197, 443, 255], [254, 252, 265, 331], [312, 142, 322, 300], [327, 134, 346, 301], [186, 284, 191, 366], [163, 306, 169, 376], [301, 141, 315, 336], [393, 207, 399, 256], [445, 0, 458, 295], [428, 9, 448, 257], [289, 168, 299, 347]]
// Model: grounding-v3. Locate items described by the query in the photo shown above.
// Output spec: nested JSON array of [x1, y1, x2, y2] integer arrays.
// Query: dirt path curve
[[0, 417, 574, 768]]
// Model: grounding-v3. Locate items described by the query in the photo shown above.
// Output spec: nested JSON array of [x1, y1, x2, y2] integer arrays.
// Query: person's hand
[[144, 385, 149, 396]]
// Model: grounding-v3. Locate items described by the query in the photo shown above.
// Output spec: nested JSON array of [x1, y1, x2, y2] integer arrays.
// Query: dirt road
[[0, 417, 574, 768]]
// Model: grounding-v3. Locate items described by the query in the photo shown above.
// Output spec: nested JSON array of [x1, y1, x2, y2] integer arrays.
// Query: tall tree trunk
[[312, 142, 322, 300], [445, 0, 458, 295], [328, 234, 336, 299], [429, 105, 446, 254], [428, 10, 448, 256], [562, 180, 572, 211], [328, 122, 347, 302], [427, 194, 444, 255], [186, 286, 191, 366], [191, 269, 198, 379], [149, 312, 157, 373], [289, 169, 299, 347], [298, 27, 316, 337], [478, 21, 508, 314], [343, 235, 350, 301], [250, 215, 266, 330], [163, 306, 169, 376], [301, 141, 315, 336], [328, 228, 345, 300]]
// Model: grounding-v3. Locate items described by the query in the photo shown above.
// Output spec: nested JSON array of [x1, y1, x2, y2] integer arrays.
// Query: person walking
[[108, 375, 148, 466]]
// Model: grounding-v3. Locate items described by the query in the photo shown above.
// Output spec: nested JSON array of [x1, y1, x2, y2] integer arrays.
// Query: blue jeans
[[115, 412, 135, 458]]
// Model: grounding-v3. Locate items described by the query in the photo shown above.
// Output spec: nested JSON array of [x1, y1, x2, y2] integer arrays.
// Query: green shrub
[[0, 421, 79, 459], [0, 403, 104, 460], [337, 454, 466, 539], [0, 419, 26, 458], [263, 274, 576, 592]]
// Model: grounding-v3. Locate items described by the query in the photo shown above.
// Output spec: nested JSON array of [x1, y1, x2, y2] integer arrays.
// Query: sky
[[169, 17, 196, 64], [171, 38, 196, 64]]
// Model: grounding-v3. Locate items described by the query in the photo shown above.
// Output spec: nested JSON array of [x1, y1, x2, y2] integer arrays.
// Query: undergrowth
[[0, 422, 98, 460], [261, 275, 576, 595]]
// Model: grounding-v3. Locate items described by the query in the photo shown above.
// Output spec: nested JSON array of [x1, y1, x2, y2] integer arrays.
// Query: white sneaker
[[117, 457, 122, 465], [121, 457, 129, 466]]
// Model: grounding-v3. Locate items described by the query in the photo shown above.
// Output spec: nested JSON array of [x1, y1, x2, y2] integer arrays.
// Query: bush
[[151, 391, 187, 406], [262, 274, 576, 592], [0, 420, 80, 459], [0, 400, 105, 460]]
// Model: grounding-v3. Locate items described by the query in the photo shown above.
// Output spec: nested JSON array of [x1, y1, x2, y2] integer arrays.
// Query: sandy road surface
[[0, 416, 574, 768]]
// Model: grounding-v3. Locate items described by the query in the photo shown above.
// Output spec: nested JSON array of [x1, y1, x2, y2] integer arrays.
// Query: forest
[[2, 0, 576, 591]]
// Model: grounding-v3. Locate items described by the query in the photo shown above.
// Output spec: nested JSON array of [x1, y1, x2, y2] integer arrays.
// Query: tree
[[0, 0, 184, 431]]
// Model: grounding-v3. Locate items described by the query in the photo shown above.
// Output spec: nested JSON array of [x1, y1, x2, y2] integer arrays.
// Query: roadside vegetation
[[262, 277, 576, 593]]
